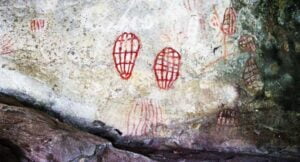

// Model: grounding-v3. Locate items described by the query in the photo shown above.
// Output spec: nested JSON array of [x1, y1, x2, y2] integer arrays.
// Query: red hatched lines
[[238, 34, 257, 54], [0, 34, 14, 55], [217, 108, 239, 127], [220, 7, 237, 36], [126, 99, 163, 136], [153, 47, 181, 90], [242, 57, 263, 93], [112, 32, 141, 80], [30, 19, 46, 32]]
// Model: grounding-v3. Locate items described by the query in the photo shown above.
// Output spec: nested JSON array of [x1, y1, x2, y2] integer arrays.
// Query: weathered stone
[[0, 103, 154, 162]]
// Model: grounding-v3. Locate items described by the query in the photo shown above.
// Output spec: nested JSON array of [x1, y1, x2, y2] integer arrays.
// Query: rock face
[[0, 103, 153, 162], [0, 0, 299, 161]]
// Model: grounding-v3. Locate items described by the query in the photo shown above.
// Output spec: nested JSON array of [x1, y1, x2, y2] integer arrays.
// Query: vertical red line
[[135, 100, 144, 136], [142, 100, 149, 135], [36, 20, 40, 31], [127, 102, 137, 135], [149, 99, 155, 136]]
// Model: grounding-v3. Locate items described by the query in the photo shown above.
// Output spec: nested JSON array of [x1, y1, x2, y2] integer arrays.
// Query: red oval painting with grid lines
[[153, 47, 181, 90], [220, 7, 237, 36], [126, 99, 163, 136], [112, 32, 141, 80]]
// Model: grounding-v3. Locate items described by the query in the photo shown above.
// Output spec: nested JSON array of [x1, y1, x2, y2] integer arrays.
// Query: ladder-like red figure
[[112, 32, 141, 80]]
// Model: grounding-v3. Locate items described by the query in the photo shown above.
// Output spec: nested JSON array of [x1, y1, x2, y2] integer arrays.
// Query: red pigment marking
[[220, 7, 237, 36], [199, 16, 206, 31], [220, 7, 237, 62], [30, 19, 46, 32], [217, 108, 239, 127], [112, 32, 141, 80], [0, 34, 14, 55], [126, 99, 163, 136], [238, 34, 256, 53], [153, 47, 181, 90], [242, 57, 262, 91]]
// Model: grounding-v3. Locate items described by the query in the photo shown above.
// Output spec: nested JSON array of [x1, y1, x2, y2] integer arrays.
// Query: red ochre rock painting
[[30, 19, 46, 32], [217, 108, 239, 127], [153, 47, 181, 90], [220, 7, 237, 36], [0, 34, 14, 55], [126, 99, 163, 136], [216, 108, 239, 133], [239, 34, 257, 53], [243, 57, 264, 94], [112, 32, 141, 80]]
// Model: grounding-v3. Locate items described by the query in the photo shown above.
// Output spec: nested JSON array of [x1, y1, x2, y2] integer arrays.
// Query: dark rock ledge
[[0, 92, 299, 161]]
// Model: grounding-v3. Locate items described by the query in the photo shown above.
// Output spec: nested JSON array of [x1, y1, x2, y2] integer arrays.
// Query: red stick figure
[[242, 57, 263, 94], [126, 99, 163, 136], [238, 34, 256, 54], [112, 32, 141, 80], [0, 34, 14, 55], [30, 19, 46, 32], [153, 47, 181, 90]]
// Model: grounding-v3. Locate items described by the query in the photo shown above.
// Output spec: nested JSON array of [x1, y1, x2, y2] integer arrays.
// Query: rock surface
[[0, 103, 153, 162], [0, 0, 299, 161]]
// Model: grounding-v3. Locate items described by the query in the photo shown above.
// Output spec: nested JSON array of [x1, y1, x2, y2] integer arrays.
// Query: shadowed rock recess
[[0, 0, 300, 161]]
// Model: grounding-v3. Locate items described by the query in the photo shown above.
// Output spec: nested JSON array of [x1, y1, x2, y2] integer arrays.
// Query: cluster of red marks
[[217, 108, 239, 127], [199, 16, 206, 31], [153, 47, 181, 90], [112, 32, 141, 80], [126, 99, 163, 136], [238, 34, 256, 53], [220, 7, 237, 36], [243, 57, 263, 92], [210, 5, 221, 30], [0, 34, 14, 55], [30, 19, 46, 32], [183, 0, 198, 12]]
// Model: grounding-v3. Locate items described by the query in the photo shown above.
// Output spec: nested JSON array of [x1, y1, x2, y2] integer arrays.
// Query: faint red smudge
[[153, 47, 181, 90], [0, 34, 14, 55], [30, 19, 46, 32], [126, 99, 163, 136], [239, 34, 256, 54], [112, 32, 141, 80]]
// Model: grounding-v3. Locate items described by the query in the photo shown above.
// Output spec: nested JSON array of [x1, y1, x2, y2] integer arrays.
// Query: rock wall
[[0, 0, 299, 160]]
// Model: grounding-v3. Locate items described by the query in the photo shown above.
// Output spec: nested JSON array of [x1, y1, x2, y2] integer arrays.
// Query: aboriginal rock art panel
[[126, 99, 163, 136], [0, 34, 14, 55], [238, 34, 257, 54], [112, 32, 141, 80], [243, 57, 263, 94], [153, 47, 181, 90], [30, 19, 46, 32]]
